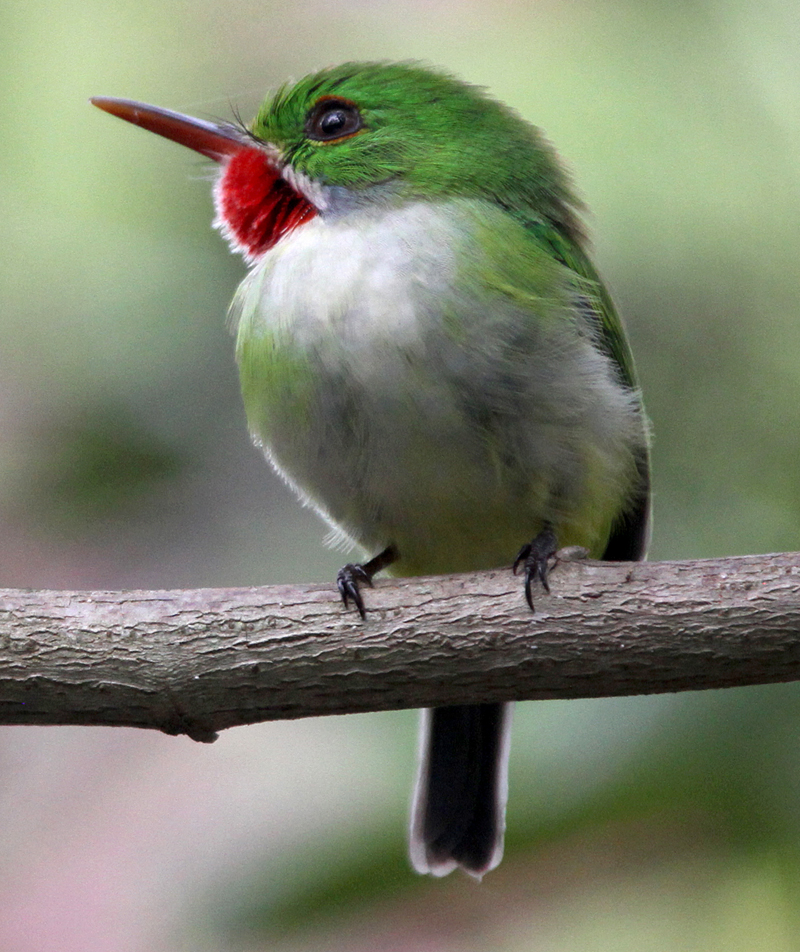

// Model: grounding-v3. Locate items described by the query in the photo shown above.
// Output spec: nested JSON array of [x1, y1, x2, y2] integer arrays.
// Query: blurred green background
[[2, 0, 800, 949]]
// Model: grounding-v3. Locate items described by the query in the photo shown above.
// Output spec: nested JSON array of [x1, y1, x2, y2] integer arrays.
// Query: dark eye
[[306, 98, 363, 141]]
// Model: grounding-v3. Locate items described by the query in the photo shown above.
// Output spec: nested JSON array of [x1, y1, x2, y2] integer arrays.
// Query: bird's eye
[[306, 98, 363, 142]]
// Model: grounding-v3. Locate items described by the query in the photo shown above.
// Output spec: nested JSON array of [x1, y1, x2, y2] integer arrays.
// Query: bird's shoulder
[[518, 214, 638, 390]]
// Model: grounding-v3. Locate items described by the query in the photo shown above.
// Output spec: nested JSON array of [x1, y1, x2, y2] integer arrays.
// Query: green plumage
[[94, 61, 650, 879], [233, 63, 652, 877], [254, 62, 584, 234]]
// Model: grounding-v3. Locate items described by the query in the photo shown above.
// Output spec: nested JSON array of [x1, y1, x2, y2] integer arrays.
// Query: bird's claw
[[336, 544, 399, 620], [337, 563, 373, 619], [513, 526, 558, 611]]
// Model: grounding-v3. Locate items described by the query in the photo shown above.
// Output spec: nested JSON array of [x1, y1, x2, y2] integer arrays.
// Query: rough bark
[[1, 552, 798, 742]]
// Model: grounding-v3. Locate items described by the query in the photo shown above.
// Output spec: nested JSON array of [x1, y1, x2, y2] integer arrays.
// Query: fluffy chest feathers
[[235, 199, 463, 356], [233, 198, 644, 574]]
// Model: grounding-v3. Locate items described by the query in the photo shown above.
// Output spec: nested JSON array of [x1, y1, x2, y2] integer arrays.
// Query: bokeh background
[[3, 1, 800, 949]]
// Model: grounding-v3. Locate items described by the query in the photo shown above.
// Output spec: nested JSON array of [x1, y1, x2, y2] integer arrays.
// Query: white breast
[[237, 200, 463, 359], [233, 198, 644, 574]]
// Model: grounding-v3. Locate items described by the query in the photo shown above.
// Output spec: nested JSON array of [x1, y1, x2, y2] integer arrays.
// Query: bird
[[92, 61, 650, 879]]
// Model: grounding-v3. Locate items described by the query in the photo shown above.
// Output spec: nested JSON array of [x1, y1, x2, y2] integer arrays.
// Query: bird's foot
[[337, 544, 398, 619], [337, 563, 373, 619], [513, 526, 558, 611]]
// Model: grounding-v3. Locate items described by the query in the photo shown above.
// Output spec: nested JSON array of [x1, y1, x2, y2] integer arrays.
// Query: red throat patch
[[214, 147, 317, 261]]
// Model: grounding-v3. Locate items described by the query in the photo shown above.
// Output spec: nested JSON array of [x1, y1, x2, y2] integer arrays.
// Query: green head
[[92, 61, 583, 260], [255, 63, 580, 215]]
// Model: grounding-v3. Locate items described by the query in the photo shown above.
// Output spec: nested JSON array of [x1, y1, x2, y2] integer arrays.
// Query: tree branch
[[1, 552, 799, 742]]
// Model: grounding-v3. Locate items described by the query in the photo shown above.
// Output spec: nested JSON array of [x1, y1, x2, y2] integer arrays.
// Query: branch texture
[[1, 552, 799, 741]]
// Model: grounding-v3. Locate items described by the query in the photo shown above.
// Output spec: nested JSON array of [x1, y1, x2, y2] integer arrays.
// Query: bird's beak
[[90, 97, 247, 161]]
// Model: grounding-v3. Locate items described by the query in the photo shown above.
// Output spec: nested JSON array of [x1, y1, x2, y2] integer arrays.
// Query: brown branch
[[1, 552, 799, 742]]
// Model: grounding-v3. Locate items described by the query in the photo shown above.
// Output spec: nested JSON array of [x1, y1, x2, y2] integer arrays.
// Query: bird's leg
[[513, 524, 558, 611], [337, 544, 399, 619]]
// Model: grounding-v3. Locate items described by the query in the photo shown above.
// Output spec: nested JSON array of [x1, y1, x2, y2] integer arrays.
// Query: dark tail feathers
[[410, 702, 512, 878]]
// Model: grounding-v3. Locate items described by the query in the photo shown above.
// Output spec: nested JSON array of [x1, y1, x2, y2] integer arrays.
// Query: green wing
[[526, 220, 638, 390], [525, 219, 651, 560]]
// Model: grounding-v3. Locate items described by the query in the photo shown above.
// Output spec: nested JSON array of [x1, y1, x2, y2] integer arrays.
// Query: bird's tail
[[409, 702, 512, 879]]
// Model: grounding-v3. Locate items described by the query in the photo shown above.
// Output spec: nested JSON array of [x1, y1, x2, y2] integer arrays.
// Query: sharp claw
[[351, 586, 366, 620], [524, 571, 535, 611], [336, 562, 377, 620], [342, 581, 365, 619], [512, 543, 531, 576], [337, 568, 357, 615], [515, 526, 557, 611], [336, 546, 398, 620], [538, 559, 550, 593]]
